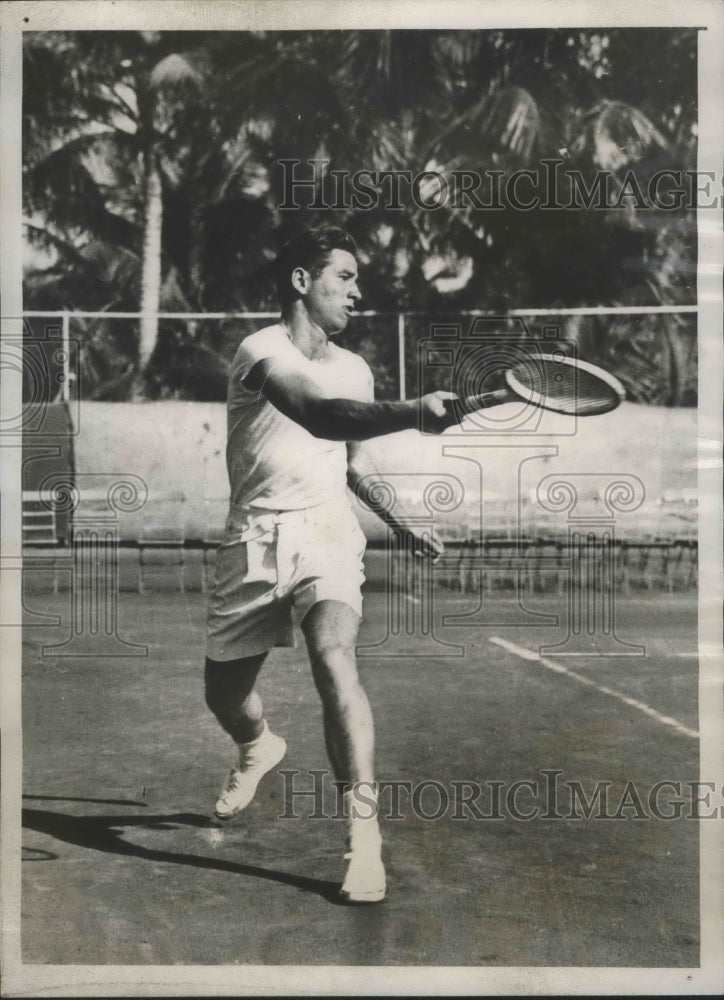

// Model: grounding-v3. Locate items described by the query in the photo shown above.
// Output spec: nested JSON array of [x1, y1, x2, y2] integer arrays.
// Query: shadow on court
[[22, 797, 343, 903]]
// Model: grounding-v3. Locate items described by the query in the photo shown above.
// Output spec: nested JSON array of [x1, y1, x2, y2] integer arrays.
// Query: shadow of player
[[22, 795, 345, 904]]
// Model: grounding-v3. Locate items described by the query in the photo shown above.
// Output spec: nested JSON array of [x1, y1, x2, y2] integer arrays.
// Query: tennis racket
[[458, 353, 625, 418]]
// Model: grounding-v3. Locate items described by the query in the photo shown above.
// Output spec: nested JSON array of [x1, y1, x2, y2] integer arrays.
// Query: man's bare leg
[[302, 600, 385, 901], [205, 653, 287, 819], [301, 600, 374, 786], [204, 653, 267, 743]]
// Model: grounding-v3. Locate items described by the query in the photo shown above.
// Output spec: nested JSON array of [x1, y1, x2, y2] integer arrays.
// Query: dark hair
[[273, 225, 358, 308]]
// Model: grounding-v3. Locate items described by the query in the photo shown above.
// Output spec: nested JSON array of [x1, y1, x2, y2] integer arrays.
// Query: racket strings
[[508, 358, 621, 415]]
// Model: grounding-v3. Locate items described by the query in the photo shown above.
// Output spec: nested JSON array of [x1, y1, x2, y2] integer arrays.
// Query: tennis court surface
[[21, 582, 699, 967]]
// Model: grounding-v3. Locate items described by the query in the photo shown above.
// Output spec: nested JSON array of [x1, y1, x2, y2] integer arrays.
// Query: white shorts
[[206, 499, 367, 661]]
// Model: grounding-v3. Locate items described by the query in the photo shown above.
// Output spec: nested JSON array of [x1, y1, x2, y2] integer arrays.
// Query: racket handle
[[458, 388, 512, 413]]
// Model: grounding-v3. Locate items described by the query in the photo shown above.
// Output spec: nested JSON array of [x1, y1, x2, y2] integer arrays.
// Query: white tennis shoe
[[340, 801, 386, 903], [340, 844, 387, 903], [214, 721, 287, 820]]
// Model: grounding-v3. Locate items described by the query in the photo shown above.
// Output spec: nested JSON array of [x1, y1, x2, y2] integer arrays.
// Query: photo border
[[2, 1, 722, 995]]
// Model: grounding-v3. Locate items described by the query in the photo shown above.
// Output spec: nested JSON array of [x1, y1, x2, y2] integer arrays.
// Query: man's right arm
[[245, 356, 458, 441]]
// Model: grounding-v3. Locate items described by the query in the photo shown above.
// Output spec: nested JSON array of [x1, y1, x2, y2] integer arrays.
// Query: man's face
[[304, 249, 361, 335]]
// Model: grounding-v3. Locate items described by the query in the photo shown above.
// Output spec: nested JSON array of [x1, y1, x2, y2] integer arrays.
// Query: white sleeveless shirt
[[226, 324, 374, 511]]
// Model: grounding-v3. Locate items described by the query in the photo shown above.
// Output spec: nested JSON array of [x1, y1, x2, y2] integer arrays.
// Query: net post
[[398, 313, 406, 400], [61, 311, 70, 404]]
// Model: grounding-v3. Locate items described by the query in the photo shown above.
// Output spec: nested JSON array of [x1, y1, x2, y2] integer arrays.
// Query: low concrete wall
[[74, 401, 697, 541], [74, 402, 228, 541]]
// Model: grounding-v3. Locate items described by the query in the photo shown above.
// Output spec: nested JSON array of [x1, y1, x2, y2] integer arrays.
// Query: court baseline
[[488, 636, 699, 740]]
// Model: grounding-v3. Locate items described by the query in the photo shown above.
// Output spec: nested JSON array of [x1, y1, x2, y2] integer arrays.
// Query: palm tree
[[23, 31, 207, 395], [24, 28, 697, 404], [137, 45, 206, 374]]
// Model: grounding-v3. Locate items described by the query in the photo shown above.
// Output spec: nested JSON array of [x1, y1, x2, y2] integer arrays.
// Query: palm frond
[[569, 100, 669, 172], [149, 52, 205, 90], [431, 85, 541, 170]]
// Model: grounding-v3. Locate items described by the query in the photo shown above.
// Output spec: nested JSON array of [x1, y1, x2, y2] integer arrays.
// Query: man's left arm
[[346, 441, 443, 560]]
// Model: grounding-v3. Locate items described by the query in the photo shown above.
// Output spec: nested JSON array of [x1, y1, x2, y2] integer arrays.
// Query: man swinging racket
[[204, 224, 460, 903], [204, 223, 625, 903]]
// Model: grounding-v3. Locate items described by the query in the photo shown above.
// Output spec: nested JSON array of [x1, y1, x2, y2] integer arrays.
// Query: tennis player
[[205, 224, 458, 902]]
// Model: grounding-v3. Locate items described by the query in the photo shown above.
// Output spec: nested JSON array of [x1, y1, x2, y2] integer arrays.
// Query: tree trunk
[[138, 146, 163, 376]]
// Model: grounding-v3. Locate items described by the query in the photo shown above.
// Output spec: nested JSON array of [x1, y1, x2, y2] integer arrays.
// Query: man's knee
[[310, 643, 363, 700], [310, 637, 357, 673], [204, 654, 264, 715]]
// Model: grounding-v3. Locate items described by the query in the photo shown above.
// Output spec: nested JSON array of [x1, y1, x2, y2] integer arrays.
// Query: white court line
[[489, 636, 699, 739]]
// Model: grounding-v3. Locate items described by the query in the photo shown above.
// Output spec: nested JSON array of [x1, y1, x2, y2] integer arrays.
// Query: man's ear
[[290, 266, 311, 296]]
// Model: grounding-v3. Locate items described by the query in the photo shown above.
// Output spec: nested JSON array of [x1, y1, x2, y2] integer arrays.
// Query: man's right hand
[[418, 391, 460, 433]]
